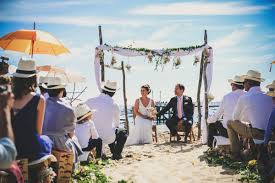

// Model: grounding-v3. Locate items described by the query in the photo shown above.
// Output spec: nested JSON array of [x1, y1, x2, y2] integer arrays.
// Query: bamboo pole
[[196, 30, 207, 139], [98, 25, 105, 82], [31, 22, 36, 58], [121, 61, 129, 134], [203, 52, 209, 137]]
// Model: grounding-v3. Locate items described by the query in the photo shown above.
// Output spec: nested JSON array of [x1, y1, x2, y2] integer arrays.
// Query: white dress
[[126, 98, 153, 145]]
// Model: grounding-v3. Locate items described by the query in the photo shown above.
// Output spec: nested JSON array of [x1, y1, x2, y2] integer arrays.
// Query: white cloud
[[213, 28, 251, 49], [129, 2, 270, 15]]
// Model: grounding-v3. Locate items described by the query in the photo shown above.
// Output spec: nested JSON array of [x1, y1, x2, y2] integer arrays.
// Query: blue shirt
[[264, 108, 275, 145], [0, 138, 17, 169]]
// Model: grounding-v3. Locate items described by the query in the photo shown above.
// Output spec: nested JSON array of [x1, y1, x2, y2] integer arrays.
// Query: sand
[[103, 131, 240, 183]]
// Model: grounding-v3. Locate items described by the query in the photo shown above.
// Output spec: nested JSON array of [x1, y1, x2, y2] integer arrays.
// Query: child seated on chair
[[75, 103, 102, 158]]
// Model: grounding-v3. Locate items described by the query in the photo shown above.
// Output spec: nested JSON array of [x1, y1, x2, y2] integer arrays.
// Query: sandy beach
[[103, 131, 241, 183]]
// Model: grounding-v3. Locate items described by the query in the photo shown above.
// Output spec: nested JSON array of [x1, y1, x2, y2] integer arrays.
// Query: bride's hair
[[141, 84, 151, 94]]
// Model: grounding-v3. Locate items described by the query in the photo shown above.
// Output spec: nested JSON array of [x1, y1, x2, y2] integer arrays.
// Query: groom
[[157, 84, 194, 143]]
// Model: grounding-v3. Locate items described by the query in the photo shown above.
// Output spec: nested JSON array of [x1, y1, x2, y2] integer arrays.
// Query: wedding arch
[[93, 26, 213, 144]]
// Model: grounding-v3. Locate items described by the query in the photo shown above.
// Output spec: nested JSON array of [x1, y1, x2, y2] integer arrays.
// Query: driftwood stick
[[98, 25, 105, 82], [122, 61, 129, 134]]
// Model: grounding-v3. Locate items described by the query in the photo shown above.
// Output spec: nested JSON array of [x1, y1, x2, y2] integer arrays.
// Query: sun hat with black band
[[241, 70, 265, 82], [266, 80, 275, 90], [13, 58, 38, 78], [102, 80, 117, 93], [42, 76, 66, 90], [75, 103, 96, 122], [228, 75, 244, 86]]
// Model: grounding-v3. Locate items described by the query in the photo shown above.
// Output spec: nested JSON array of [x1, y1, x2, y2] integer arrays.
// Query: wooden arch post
[[196, 30, 207, 139]]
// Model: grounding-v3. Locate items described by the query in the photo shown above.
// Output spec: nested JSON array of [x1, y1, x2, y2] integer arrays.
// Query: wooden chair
[[52, 150, 74, 183], [170, 121, 196, 142]]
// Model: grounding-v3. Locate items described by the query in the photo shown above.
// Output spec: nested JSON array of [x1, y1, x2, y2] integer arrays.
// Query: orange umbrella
[[0, 29, 70, 56]]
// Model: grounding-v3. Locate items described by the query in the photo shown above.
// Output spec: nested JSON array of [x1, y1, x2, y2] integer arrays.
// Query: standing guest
[[11, 58, 52, 161], [126, 84, 155, 145], [266, 80, 275, 106], [157, 84, 194, 143], [0, 75, 12, 85], [75, 103, 102, 158], [207, 75, 245, 147], [86, 81, 128, 160], [43, 77, 82, 161], [0, 84, 24, 183], [227, 70, 273, 159]]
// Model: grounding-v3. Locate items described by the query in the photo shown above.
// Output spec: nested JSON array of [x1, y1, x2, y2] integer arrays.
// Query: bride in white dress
[[126, 85, 155, 145]]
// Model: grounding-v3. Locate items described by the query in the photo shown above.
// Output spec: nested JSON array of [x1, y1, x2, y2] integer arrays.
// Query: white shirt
[[75, 120, 99, 148], [85, 93, 120, 145], [233, 86, 273, 130], [208, 89, 245, 128]]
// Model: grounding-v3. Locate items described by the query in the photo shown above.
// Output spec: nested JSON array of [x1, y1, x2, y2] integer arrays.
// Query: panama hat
[[38, 76, 48, 86], [228, 75, 244, 86], [13, 58, 37, 78], [75, 103, 96, 121], [241, 70, 265, 82], [102, 80, 117, 93], [42, 76, 66, 90], [266, 80, 275, 89]]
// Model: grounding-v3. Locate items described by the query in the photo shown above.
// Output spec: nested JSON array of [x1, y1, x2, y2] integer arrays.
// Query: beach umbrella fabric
[[0, 29, 70, 56]]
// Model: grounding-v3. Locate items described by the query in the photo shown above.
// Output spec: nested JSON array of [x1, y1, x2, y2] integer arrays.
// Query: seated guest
[[207, 75, 245, 147], [38, 76, 49, 99], [11, 58, 53, 161], [0, 84, 24, 183], [86, 81, 128, 160], [43, 77, 82, 161], [266, 80, 275, 107], [157, 84, 194, 143], [75, 103, 102, 158], [228, 70, 273, 159], [264, 89, 275, 146]]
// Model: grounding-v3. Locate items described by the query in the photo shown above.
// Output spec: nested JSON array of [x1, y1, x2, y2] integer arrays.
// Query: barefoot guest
[[86, 81, 128, 160], [75, 103, 102, 158], [228, 70, 273, 159], [157, 84, 194, 143], [207, 75, 245, 147]]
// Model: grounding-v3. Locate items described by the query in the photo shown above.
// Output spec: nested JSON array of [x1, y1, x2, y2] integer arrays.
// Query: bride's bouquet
[[146, 107, 157, 119]]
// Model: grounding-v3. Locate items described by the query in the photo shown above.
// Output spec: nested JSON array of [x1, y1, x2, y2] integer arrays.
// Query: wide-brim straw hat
[[13, 58, 38, 78], [241, 70, 265, 82], [75, 103, 96, 121], [102, 80, 117, 93], [42, 76, 66, 90], [266, 80, 275, 89], [228, 75, 244, 86]]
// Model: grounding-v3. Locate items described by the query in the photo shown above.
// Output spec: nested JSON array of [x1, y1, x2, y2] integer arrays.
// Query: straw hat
[[241, 70, 265, 82], [267, 91, 275, 97], [13, 58, 37, 78], [75, 103, 96, 121], [42, 76, 66, 90], [207, 93, 215, 102], [266, 80, 275, 89], [102, 80, 117, 93], [39, 76, 47, 86], [228, 75, 244, 86]]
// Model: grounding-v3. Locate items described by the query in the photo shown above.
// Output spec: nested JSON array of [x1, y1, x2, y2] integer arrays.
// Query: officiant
[[157, 84, 194, 143], [85, 81, 128, 160]]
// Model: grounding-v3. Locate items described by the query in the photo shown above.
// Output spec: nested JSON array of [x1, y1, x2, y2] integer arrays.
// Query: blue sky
[[0, 0, 274, 105]]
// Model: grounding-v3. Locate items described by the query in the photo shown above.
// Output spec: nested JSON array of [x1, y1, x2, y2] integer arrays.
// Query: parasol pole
[[31, 22, 36, 58]]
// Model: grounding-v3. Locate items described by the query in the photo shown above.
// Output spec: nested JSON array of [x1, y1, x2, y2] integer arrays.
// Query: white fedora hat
[[74, 103, 96, 122], [241, 70, 265, 82], [42, 76, 66, 90], [228, 75, 244, 86], [13, 58, 37, 78], [266, 80, 275, 89], [102, 80, 117, 93]]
